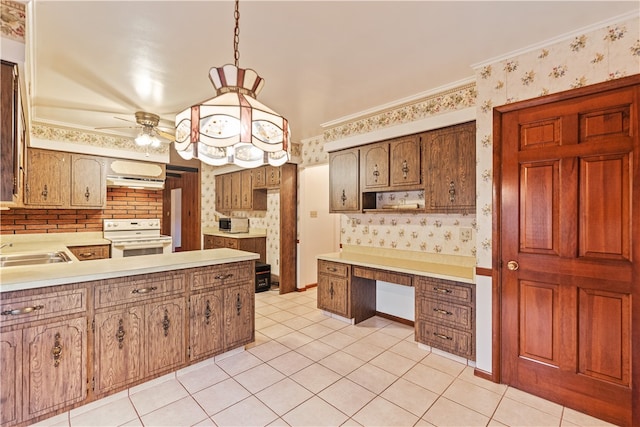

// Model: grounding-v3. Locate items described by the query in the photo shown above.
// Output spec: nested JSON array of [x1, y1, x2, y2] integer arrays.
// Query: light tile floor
[[35, 287, 619, 427]]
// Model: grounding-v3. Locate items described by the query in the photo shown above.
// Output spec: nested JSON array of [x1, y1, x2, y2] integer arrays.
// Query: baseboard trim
[[375, 311, 414, 327], [296, 283, 318, 292]]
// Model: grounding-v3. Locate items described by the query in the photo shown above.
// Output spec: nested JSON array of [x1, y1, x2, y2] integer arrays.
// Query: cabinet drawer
[[191, 261, 253, 291], [212, 236, 226, 248], [417, 298, 472, 330], [318, 260, 348, 277], [224, 239, 239, 249], [94, 271, 185, 309], [68, 244, 110, 260], [352, 266, 412, 286], [417, 320, 474, 359], [416, 277, 473, 304], [0, 287, 87, 327]]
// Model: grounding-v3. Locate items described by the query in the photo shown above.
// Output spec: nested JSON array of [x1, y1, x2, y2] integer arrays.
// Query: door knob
[[507, 260, 519, 271]]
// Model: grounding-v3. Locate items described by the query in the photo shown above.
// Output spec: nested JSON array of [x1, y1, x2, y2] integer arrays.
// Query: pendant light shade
[[174, 2, 290, 168]]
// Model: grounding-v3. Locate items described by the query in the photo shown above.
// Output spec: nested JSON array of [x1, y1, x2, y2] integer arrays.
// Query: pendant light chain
[[233, 0, 240, 67]]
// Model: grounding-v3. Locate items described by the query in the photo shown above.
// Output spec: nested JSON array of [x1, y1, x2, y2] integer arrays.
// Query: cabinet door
[[223, 285, 254, 349], [145, 298, 186, 377], [189, 291, 224, 360], [203, 235, 215, 250], [390, 136, 421, 187], [24, 149, 68, 207], [215, 175, 224, 211], [266, 166, 280, 187], [94, 307, 144, 395], [23, 317, 87, 421], [317, 274, 349, 318], [70, 154, 106, 208], [424, 122, 476, 213], [361, 142, 389, 190], [1, 61, 19, 204], [0, 329, 22, 427], [222, 174, 232, 211], [329, 148, 360, 212], [240, 169, 253, 210], [231, 172, 242, 210], [253, 166, 266, 188]]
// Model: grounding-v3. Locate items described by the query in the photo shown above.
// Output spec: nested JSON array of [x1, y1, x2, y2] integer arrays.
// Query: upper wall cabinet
[[329, 148, 360, 213], [328, 121, 475, 214], [422, 121, 476, 214], [360, 135, 421, 192], [24, 148, 107, 209], [1, 60, 25, 208]]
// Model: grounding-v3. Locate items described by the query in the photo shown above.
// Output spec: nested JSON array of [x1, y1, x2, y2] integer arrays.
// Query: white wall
[[298, 164, 340, 288]]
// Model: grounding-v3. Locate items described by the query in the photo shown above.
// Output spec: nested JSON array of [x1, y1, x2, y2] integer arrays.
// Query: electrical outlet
[[460, 227, 472, 242]]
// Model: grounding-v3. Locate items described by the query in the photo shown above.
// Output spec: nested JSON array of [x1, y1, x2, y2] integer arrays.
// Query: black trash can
[[255, 262, 271, 293]]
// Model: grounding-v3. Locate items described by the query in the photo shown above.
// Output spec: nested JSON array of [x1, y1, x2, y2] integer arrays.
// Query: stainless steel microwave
[[219, 217, 249, 234]]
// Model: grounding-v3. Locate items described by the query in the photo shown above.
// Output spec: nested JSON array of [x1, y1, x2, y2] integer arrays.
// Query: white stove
[[103, 219, 172, 257]]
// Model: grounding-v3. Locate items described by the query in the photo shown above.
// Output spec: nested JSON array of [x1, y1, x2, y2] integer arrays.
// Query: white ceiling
[[27, 1, 639, 143]]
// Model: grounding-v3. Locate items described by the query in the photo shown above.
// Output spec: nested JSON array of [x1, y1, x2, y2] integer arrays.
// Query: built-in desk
[[317, 245, 476, 360]]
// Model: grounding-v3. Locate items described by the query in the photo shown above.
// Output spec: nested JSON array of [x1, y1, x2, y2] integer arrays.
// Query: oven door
[[110, 239, 172, 257]]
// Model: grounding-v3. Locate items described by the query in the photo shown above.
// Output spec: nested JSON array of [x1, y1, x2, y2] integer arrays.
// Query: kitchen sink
[[0, 251, 72, 267]]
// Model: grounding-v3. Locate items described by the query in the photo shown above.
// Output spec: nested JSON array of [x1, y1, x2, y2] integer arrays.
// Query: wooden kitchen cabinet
[[222, 174, 232, 211], [361, 142, 389, 190], [189, 261, 254, 360], [422, 121, 476, 213], [189, 290, 224, 360], [329, 148, 360, 213], [24, 149, 68, 207], [215, 174, 224, 211], [70, 154, 106, 208], [415, 276, 475, 360], [1, 60, 25, 208], [24, 148, 106, 209], [145, 297, 186, 377], [240, 169, 253, 210], [0, 283, 88, 427], [68, 244, 110, 260], [204, 234, 266, 263], [93, 306, 144, 395], [253, 165, 280, 189], [317, 260, 350, 318], [231, 171, 242, 210]]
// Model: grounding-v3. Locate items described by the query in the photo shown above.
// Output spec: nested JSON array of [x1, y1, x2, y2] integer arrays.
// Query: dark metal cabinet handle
[[52, 332, 63, 367], [204, 300, 212, 325], [433, 332, 453, 340], [448, 181, 456, 202], [433, 308, 453, 316], [214, 273, 234, 280], [132, 286, 157, 294], [162, 309, 170, 337], [84, 186, 90, 201], [341, 190, 347, 206], [1, 304, 44, 316], [402, 160, 409, 179], [42, 184, 48, 199], [372, 164, 380, 182], [236, 293, 242, 316], [433, 287, 452, 294], [115, 319, 126, 349], [329, 282, 335, 299]]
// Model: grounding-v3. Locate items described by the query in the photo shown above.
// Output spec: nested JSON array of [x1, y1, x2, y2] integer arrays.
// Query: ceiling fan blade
[[156, 129, 175, 141], [95, 125, 139, 130]]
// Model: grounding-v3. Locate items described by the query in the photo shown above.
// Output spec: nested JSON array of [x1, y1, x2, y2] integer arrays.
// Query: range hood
[[106, 159, 166, 190]]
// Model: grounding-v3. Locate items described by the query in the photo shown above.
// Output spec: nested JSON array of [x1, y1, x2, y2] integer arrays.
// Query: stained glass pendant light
[[174, 0, 290, 168]]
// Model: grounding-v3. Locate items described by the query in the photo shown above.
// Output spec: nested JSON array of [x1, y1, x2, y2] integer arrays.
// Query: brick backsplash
[[0, 188, 162, 234]]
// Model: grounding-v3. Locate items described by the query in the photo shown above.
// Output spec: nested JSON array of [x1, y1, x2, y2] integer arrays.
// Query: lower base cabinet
[[0, 318, 87, 427], [316, 260, 350, 318], [0, 260, 255, 427]]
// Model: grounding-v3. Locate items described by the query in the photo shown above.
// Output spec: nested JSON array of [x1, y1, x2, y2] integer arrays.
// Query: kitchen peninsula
[[0, 248, 258, 427]]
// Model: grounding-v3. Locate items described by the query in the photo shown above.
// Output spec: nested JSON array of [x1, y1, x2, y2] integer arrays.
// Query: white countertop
[[317, 245, 476, 283], [0, 248, 259, 293], [202, 228, 267, 239]]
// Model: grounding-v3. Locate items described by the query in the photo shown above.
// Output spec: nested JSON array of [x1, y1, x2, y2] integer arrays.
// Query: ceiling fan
[[96, 111, 175, 148]]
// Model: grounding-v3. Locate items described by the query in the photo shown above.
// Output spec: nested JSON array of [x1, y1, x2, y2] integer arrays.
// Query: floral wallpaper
[[0, 0, 24, 42], [473, 16, 640, 268], [30, 123, 169, 158]]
